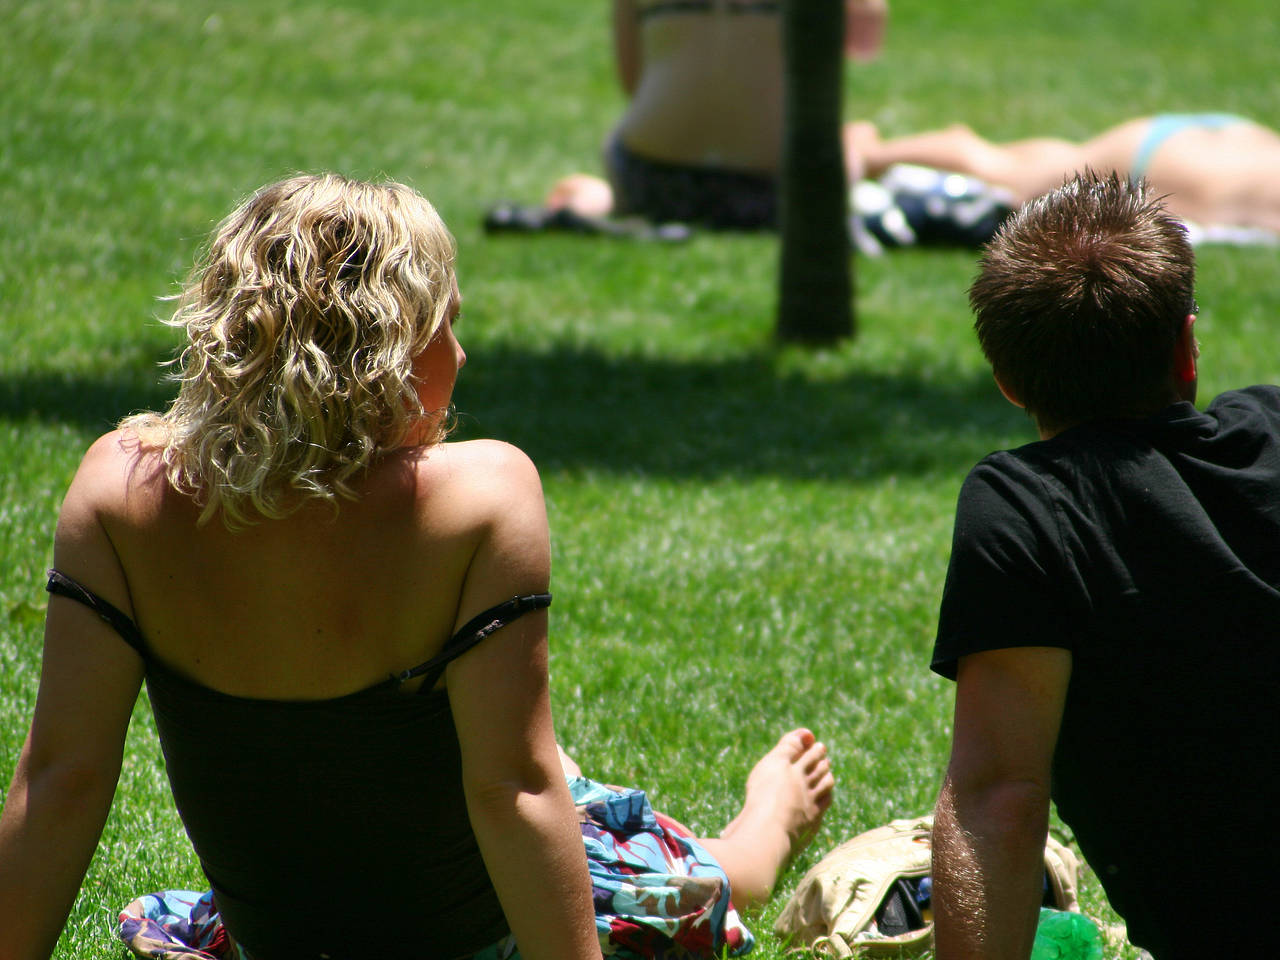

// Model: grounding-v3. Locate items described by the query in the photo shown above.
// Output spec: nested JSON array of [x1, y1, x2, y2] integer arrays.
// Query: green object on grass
[[1031, 908, 1104, 960]]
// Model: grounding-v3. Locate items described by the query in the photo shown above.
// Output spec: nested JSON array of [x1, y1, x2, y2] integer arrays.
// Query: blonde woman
[[0, 174, 833, 960]]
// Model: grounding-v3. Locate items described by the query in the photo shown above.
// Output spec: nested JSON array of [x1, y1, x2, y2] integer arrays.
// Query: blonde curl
[[123, 174, 457, 527]]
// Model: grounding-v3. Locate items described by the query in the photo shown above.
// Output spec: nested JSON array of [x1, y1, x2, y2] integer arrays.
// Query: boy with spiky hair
[[930, 172, 1280, 960]]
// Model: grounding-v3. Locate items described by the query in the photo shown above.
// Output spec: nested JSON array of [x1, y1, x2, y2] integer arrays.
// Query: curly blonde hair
[[123, 174, 457, 527]]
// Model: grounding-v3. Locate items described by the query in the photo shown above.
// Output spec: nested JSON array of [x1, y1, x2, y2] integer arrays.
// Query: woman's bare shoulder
[[437, 437, 537, 465], [51, 431, 170, 610], [418, 439, 543, 492], [88, 430, 177, 518], [65, 430, 167, 511], [397, 438, 547, 537], [423, 441, 551, 608]]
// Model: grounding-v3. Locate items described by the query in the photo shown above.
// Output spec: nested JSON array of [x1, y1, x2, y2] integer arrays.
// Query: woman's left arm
[[0, 436, 145, 960], [444, 442, 600, 960], [844, 0, 888, 61]]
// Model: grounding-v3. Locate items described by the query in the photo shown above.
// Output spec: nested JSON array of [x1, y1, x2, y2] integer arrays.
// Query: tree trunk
[[776, 0, 853, 344]]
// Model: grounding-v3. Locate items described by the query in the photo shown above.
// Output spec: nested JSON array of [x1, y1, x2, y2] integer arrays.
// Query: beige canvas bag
[[774, 814, 1082, 957]]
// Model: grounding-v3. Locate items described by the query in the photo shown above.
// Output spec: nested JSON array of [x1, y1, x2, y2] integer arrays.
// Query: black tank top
[[47, 569, 550, 960]]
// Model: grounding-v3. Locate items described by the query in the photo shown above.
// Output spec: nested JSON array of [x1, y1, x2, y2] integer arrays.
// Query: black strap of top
[[638, 0, 778, 18], [46, 568, 148, 657], [46, 569, 549, 692], [724, 0, 780, 12], [395, 594, 552, 692]]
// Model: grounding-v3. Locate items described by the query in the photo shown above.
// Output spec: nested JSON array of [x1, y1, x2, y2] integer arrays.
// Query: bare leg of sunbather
[[699, 728, 835, 907], [846, 121, 1087, 203]]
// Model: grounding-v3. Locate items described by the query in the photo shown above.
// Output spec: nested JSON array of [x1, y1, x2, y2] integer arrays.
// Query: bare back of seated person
[[92, 436, 522, 701], [618, 0, 784, 173]]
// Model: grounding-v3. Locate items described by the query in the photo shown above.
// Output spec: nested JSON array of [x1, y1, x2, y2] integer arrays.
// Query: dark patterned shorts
[[605, 133, 777, 230]]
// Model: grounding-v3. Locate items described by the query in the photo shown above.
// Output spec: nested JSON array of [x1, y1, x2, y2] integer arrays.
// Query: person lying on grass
[[535, 111, 1280, 248], [0, 173, 834, 960], [846, 113, 1280, 236]]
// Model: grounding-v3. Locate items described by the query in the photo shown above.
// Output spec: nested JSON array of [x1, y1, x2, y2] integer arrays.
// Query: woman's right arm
[[0, 436, 144, 960], [613, 0, 642, 96], [443, 442, 601, 960]]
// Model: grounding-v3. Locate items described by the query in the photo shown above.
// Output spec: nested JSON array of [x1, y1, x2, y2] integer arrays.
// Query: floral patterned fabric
[[118, 890, 241, 960], [571, 776, 754, 957], [118, 776, 753, 960]]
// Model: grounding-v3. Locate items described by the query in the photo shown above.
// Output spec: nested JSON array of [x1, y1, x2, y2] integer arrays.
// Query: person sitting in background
[[930, 171, 1280, 960], [0, 173, 834, 960], [486, 0, 887, 233], [846, 113, 1280, 238]]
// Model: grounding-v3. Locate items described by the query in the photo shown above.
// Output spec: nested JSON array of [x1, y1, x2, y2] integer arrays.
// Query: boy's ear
[[993, 373, 1025, 409], [1175, 314, 1198, 383]]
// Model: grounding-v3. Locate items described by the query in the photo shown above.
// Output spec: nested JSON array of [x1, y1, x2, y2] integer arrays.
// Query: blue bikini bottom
[[1131, 113, 1246, 181]]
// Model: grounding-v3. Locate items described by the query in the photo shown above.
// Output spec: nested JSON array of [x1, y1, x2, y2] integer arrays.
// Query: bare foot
[[544, 173, 615, 218], [701, 729, 834, 907], [721, 728, 834, 858]]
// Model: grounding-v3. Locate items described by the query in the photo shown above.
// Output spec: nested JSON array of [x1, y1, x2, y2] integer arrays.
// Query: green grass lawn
[[2, 1, 1277, 957]]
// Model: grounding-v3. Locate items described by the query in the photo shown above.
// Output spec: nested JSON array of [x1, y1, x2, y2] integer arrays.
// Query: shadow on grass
[[452, 344, 1020, 481], [0, 345, 1022, 481], [0, 368, 177, 435]]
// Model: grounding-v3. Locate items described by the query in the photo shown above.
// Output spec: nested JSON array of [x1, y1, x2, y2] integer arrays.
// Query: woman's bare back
[[94, 433, 543, 700], [618, 7, 784, 172]]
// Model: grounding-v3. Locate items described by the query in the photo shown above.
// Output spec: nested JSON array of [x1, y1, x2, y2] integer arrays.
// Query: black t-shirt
[[932, 386, 1280, 958]]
